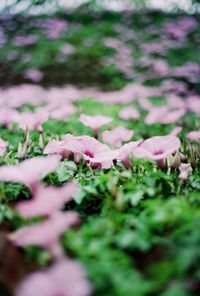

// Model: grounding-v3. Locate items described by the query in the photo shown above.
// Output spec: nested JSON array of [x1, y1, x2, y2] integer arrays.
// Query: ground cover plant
[[0, 4, 200, 296]]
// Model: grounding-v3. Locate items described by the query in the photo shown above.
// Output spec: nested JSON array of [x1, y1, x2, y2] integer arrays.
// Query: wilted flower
[[15, 259, 92, 296]]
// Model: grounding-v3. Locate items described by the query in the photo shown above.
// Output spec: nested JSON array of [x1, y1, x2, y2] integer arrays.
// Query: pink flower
[[67, 136, 117, 169], [16, 182, 79, 218], [115, 140, 143, 168], [119, 106, 140, 120], [170, 126, 182, 136], [167, 95, 185, 109], [60, 43, 75, 55], [0, 108, 19, 126], [187, 96, 200, 116], [179, 163, 193, 181], [44, 134, 76, 159], [46, 85, 81, 103], [0, 155, 60, 192], [145, 107, 185, 125], [186, 130, 200, 143], [160, 109, 185, 125], [102, 126, 133, 147], [15, 259, 92, 296], [16, 110, 49, 132], [145, 107, 166, 125], [44, 139, 70, 158], [9, 212, 79, 253], [138, 97, 154, 111], [152, 59, 169, 76], [79, 114, 112, 135], [1, 84, 46, 108], [133, 135, 181, 161], [14, 35, 38, 46], [24, 69, 43, 82], [44, 135, 116, 168], [50, 104, 76, 121], [0, 138, 7, 156]]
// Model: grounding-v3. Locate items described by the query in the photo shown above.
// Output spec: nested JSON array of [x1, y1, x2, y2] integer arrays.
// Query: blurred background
[[0, 0, 199, 90], [1, 0, 200, 14]]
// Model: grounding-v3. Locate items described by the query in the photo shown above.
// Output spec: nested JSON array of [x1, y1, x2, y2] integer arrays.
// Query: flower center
[[153, 150, 164, 156], [84, 150, 94, 158]]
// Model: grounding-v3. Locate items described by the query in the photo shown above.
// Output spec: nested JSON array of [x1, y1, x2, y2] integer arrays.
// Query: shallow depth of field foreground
[[0, 1, 200, 295]]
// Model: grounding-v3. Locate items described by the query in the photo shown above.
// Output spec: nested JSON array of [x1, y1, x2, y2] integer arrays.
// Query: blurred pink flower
[[0, 155, 60, 192], [10, 212, 79, 253], [0, 108, 19, 126], [0, 138, 8, 156], [16, 182, 79, 218], [179, 163, 193, 181], [119, 106, 140, 120], [96, 83, 154, 105], [145, 106, 166, 125], [160, 108, 185, 124], [24, 69, 43, 82], [79, 114, 112, 135], [152, 59, 169, 76], [145, 106, 185, 125], [102, 126, 133, 146], [138, 97, 153, 111], [14, 35, 38, 46], [44, 19, 67, 40], [187, 96, 200, 116], [17, 110, 49, 132], [170, 126, 182, 136], [15, 259, 92, 296], [167, 95, 186, 109], [160, 80, 187, 95], [60, 43, 75, 55], [133, 135, 181, 161], [50, 104, 76, 121], [186, 130, 200, 143], [116, 140, 143, 168], [0, 84, 46, 108]]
